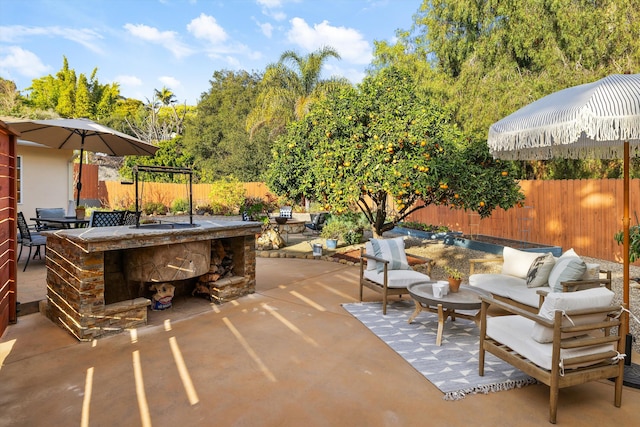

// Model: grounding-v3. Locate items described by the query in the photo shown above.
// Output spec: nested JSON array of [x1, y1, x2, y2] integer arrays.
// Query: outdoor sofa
[[469, 247, 612, 313]]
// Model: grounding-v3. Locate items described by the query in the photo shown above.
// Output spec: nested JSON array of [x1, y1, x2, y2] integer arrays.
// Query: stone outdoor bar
[[42, 220, 261, 340]]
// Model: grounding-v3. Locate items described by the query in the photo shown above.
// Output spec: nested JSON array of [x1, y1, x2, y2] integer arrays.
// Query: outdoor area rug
[[342, 300, 537, 400]]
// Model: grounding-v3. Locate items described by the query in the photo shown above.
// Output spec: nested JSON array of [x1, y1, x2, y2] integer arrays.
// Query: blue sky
[[0, 0, 422, 105]]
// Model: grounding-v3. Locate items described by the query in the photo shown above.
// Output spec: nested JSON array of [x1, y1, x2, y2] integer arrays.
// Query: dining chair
[[35, 207, 66, 230], [122, 210, 141, 226], [89, 210, 125, 227], [17, 212, 47, 272]]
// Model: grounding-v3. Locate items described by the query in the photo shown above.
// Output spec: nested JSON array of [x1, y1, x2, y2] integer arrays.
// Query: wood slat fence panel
[[97, 178, 637, 264], [406, 179, 637, 264], [99, 181, 273, 210]]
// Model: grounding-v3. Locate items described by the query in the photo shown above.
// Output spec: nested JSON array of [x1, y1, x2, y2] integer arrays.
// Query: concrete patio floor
[[2, 257, 640, 426]]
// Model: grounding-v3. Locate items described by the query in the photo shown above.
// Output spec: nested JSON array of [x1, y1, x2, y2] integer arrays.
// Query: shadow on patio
[[2, 257, 640, 426]]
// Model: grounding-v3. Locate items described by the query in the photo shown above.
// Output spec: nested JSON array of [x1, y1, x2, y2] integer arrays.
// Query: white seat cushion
[[507, 284, 551, 308], [363, 269, 430, 289], [486, 315, 616, 371], [469, 273, 526, 297]]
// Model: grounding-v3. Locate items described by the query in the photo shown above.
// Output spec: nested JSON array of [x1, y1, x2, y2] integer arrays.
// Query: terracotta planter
[[447, 277, 462, 293], [75, 208, 86, 220]]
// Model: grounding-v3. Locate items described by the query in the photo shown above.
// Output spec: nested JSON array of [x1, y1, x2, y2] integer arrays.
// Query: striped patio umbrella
[[487, 73, 640, 336]]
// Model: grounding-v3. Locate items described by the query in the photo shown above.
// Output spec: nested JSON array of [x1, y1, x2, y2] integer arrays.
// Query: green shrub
[[209, 176, 246, 215], [171, 198, 190, 213], [143, 202, 167, 215], [398, 222, 450, 232]]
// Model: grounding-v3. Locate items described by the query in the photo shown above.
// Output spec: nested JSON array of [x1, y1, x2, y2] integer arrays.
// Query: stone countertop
[[41, 219, 262, 247]]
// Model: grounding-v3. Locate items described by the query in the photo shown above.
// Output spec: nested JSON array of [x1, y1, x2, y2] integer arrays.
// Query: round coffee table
[[407, 281, 491, 346]]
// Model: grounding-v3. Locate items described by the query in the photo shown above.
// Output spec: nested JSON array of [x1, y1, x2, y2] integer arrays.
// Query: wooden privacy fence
[[97, 178, 636, 264], [406, 179, 640, 264], [99, 181, 272, 209]]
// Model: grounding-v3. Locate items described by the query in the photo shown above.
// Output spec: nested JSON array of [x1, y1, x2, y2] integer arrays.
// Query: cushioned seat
[[486, 315, 617, 371], [359, 237, 433, 314], [479, 287, 626, 424], [363, 269, 434, 289], [470, 247, 611, 313]]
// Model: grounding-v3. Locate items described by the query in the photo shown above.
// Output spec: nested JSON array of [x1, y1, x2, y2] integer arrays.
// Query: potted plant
[[320, 220, 348, 250], [75, 205, 87, 220], [443, 265, 463, 293]]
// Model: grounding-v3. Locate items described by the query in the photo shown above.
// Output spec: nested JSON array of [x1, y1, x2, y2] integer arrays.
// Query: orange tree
[[267, 67, 524, 236]]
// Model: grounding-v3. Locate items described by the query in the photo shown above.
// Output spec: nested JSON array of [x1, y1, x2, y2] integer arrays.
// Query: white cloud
[[323, 63, 366, 84], [0, 25, 104, 53], [159, 76, 181, 88], [115, 75, 142, 86], [258, 21, 274, 38], [257, 0, 287, 21], [0, 46, 50, 78], [286, 18, 372, 64], [256, 0, 283, 7], [187, 14, 228, 45], [124, 23, 193, 58]]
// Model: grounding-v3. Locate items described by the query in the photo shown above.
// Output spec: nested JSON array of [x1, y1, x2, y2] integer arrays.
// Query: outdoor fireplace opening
[[103, 237, 247, 306]]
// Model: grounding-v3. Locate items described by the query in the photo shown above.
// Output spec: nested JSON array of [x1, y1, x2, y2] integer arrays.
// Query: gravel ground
[[398, 235, 640, 353]]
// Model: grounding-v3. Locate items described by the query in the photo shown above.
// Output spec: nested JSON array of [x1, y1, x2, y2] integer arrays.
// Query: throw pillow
[[501, 246, 543, 279], [581, 263, 600, 280], [530, 287, 615, 343], [365, 241, 376, 271], [369, 237, 412, 273], [525, 253, 556, 288], [548, 256, 587, 292]]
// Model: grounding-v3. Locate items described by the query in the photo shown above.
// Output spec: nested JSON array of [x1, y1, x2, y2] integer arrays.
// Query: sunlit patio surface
[[3, 257, 640, 426]]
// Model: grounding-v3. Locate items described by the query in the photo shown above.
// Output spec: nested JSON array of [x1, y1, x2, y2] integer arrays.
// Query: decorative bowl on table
[[275, 216, 288, 225]]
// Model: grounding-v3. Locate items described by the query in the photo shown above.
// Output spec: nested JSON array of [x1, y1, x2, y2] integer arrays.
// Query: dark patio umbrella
[[8, 118, 158, 206], [487, 73, 640, 384]]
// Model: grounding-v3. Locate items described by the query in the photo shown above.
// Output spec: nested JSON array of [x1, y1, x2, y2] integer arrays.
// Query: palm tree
[[154, 86, 176, 106], [247, 46, 350, 137]]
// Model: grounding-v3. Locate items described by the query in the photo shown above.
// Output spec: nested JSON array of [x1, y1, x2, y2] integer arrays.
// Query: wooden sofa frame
[[479, 296, 626, 424], [359, 248, 433, 314], [469, 257, 613, 313]]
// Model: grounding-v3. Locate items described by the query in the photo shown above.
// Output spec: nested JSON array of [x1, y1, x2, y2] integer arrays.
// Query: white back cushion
[[531, 287, 614, 343], [501, 247, 542, 279]]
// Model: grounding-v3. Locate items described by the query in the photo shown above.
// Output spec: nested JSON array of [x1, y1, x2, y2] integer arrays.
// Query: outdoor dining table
[[31, 216, 89, 229]]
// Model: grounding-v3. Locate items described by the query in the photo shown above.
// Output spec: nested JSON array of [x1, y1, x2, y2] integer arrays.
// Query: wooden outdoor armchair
[[479, 292, 626, 424], [359, 238, 434, 314]]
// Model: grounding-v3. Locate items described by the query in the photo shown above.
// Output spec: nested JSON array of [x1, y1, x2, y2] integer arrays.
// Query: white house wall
[[18, 144, 74, 219]]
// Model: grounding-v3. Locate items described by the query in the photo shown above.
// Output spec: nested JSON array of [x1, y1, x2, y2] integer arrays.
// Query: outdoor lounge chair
[[304, 213, 326, 234], [479, 288, 626, 424], [17, 212, 47, 272], [359, 237, 434, 314], [89, 210, 125, 227]]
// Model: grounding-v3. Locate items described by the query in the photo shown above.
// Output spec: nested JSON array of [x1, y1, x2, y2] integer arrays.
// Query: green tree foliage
[[208, 176, 247, 215], [268, 67, 524, 236], [120, 135, 194, 183], [373, 0, 640, 179], [27, 56, 120, 119], [0, 77, 22, 115], [246, 46, 351, 138], [184, 70, 270, 181]]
